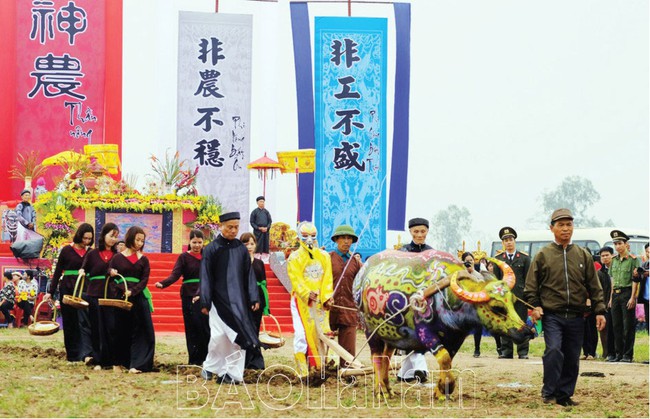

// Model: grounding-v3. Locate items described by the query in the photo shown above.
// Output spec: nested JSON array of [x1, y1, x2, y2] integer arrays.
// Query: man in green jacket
[[608, 230, 640, 362], [524, 208, 606, 407]]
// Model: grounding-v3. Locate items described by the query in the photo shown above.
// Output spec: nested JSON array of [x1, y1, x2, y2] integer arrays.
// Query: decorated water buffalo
[[353, 249, 535, 399]]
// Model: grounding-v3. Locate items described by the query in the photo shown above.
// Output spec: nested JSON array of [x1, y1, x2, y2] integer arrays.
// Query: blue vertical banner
[[314, 17, 387, 257]]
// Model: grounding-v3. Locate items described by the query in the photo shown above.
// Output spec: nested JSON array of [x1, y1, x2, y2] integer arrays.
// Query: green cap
[[331, 225, 358, 243]]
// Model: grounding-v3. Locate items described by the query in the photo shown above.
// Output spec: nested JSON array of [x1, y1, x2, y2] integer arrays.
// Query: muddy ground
[[0, 329, 647, 417]]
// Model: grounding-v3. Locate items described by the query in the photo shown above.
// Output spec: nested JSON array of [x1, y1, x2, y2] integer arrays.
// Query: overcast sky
[[122, 0, 649, 251]]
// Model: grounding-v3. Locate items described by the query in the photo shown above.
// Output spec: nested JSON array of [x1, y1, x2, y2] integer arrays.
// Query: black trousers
[[254, 231, 270, 253], [473, 326, 482, 352], [17, 301, 34, 326], [611, 288, 636, 359], [127, 294, 155, 372], [245, 305, 265, 370], [582, 312, 598, 357], [181, 295, 210, 366], [604, 310, 615, 358], [60, 299, 93, 362], [0, 300, 14, 325], [87, 296, 119, 366], [541, 313, 584, 400]]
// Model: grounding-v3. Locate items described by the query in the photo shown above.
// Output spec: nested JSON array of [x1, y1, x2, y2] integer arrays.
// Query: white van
[[490, 227, 649, 261]]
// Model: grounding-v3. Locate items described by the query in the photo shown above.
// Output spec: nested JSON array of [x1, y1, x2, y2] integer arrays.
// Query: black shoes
[[620, 357, 632, 363], [518, 355, 529, 359], [542, 396, 555, 404], [397, 370, 428, 383], [498, 354, 513, 359], [473, 351, 480, 358], [217, 374, 241, 385], [556, 397, 579, 407], [606, 355, 620, 362]]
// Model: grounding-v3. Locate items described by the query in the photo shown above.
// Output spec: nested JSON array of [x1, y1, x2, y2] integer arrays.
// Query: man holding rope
[[524, 208, 606, 407], [397, 217, 433, 383], [329, 225, 363, 368]]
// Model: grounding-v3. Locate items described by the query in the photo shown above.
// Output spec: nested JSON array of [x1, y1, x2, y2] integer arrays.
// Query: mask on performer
[[297, 221, 318, 249]]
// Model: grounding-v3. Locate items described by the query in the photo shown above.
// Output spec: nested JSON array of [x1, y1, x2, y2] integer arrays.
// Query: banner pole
[[295, 158, 300, 224]]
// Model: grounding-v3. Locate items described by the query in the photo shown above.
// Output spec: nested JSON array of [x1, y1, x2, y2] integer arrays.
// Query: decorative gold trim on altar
[[172, 209, 183, 253], [85, 208, 95, 228]]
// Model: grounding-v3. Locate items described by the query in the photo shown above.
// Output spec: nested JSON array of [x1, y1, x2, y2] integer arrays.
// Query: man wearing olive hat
[[397, 217, 432, 383], [524, 208, 606, 406], [329, 225, 363, 366], [250, 196, 272, 254], [608, 229, 640, 362], [494, 226, 531, 359]]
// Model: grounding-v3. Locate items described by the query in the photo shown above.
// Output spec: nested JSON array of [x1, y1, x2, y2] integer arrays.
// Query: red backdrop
[[0, 0, 122, 200]]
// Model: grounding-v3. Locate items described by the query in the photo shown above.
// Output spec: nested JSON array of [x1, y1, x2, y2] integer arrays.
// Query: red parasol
[[247, 152, 283, 197]]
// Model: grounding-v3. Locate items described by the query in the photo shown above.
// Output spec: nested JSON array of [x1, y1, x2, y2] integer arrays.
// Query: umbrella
[[276, 149, 316, 224], [247, 152, 283, 197]]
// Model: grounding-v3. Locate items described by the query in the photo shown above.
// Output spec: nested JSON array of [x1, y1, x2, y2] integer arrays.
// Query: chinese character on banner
[[194, 107, 223, 132], [330, 38, 360, 68], [30, 1, 88, 45], [333, 141, 366, 171], [28, 53, 86, 100], [194, 69, 223, 98], [332, 109, 364, 136], [194, 139, 225, 167], [198, 37, 225, 65]]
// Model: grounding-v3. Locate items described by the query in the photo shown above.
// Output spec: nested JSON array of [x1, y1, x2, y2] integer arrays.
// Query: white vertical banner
[[177, 11, 252, 218]]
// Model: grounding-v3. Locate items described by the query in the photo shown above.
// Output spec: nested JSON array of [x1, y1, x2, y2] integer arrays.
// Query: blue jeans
[[541, 313, 584, 400]]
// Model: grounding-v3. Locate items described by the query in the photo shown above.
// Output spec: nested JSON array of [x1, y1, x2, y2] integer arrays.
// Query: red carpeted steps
[[264, 264, 293, 333], [147, 253, 184, 332], [147, 253, 294, 334]]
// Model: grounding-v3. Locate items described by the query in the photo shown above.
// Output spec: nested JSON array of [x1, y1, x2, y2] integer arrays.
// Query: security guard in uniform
[[494, 227, 531, 359], [608, 229, 640, 362]]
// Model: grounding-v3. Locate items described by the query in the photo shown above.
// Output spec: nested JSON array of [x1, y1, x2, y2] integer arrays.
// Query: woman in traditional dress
[[155, 229, 209, 365], [79, 222, 119, 370], [108, 226, 155, 373], [240, 232, 268, 370], [44, 223, 94, 362]]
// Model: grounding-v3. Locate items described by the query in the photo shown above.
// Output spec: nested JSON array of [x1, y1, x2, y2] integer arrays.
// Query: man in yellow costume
[[287, 221, 333, 377]]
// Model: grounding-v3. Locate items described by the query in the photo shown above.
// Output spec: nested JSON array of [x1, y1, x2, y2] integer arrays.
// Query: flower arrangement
[[192, 196, 222, 239], [9, 151, 48, 181], [35, 190, 205, 213], [148, 150, 198, 195], [36, 195, 77, 262]]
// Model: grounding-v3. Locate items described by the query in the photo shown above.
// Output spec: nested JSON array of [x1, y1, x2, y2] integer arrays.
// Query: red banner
[[16, 0, 105, 164]]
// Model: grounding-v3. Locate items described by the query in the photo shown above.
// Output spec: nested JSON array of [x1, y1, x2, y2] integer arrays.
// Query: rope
[[513, 294, 537, 311], [330, 303, 357, 311]]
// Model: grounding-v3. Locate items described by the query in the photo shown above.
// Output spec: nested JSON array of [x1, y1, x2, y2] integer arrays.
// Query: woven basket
[[62, 295, 89, 309], [98, 273, 133, 311], [62, 273, 89, 309], [28, 300, 60, 336], [259, 314, 285, 349]]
